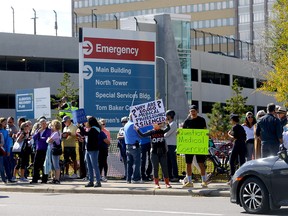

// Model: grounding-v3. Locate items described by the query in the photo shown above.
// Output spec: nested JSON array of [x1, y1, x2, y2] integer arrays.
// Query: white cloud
[[0, 0, 72, 36]]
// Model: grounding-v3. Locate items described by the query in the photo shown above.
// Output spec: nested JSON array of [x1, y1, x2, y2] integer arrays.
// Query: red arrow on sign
[[83, 41, 93, 55]]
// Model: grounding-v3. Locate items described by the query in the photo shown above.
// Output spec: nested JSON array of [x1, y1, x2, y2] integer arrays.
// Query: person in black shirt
[[135, 122, 171, 189], [228, 114, 247, 179], [182, 105, 208, 188]]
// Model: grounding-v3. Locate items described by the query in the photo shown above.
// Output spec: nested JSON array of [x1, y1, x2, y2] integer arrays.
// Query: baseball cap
[[189, 105, 198, 111], [245, 111, 253, 117], [62, 116, 71, 122]]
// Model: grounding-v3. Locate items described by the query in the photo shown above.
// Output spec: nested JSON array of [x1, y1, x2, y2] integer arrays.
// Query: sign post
[[79, 28, 156, 127]]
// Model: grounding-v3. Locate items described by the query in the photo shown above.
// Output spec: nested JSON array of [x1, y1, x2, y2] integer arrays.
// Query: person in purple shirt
[[31, 118, 51, 184]]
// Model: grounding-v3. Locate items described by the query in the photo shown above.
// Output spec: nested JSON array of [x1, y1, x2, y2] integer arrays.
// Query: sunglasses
[[247, 116, 253, 119]]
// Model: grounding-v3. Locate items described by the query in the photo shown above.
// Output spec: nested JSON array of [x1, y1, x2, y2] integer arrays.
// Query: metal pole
[[156, 56, 168, 109], [53, 10, 58, 36], [73, 12, 78, 37], [91, 8, 97, 28], [32, 8, 38, 35], [93, 13, 97, 28], [11, 6, 15, 33], [114, 15, 118, 29]]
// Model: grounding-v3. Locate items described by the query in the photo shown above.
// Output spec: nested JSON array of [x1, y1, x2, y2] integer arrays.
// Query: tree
[[258, 0, 288, 106], [207, 79, 249, 140], [52, 72, 79, 118], [207, 102, 229, 140], [225, 79, 248, 116]]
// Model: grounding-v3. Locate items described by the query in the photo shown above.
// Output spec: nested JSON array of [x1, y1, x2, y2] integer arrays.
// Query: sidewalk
[[0, 178, 230, 197]]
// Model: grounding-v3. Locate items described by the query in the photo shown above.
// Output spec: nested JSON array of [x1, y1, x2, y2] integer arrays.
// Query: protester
[[99, 119, 111, 141], [228, 114, 247, 181], [31, 118, 51, 184], [0, 118, 13, 182], [139, 125, 153, 181], [135, 122, 172, 189], [124, 114, 141, 183], [182, 105, 208, 188], [254, 110, 266, 159], [14, 122, 31, 182], [0, 131, 6, 183], [164, 110, 179, 181], [78, 116, 102, 187], [256, 103, 282, 158], [276, 106, 287, 131], [117, 116, 128, 179], [62, 116, 78, 179], [99, 122, 110, 182], [242, 112, 256, 161], [45, 119, 62, 184]]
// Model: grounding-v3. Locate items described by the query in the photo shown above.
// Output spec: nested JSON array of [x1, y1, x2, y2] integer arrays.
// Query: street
[[0, 192, 288, 216]]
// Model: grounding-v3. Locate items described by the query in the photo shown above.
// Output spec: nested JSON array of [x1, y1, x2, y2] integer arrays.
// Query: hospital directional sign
[[79, 28, 156, 127]]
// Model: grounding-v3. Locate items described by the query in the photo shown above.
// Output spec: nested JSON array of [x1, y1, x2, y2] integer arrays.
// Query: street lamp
[[91, 8, 97, 27], [156, 56, 168, 109], [11, 6, 15, 33], [114, 15, 118, 29], [93, 13, 97, 28], [53, 10, 58, 36], [31, 8, 38, 35], [73, 11, 78, 37]]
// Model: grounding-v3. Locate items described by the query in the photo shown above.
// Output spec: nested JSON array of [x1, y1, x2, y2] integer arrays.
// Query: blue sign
[[80, 28, 156, 128], [16, 89, 34, 119], [72, 109, 87, 124]]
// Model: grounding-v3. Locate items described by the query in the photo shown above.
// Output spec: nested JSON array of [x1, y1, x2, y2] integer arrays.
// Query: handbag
[[51, 142, 62, 156], [0, 146, 6, 156], [12, 141, 24, 153]]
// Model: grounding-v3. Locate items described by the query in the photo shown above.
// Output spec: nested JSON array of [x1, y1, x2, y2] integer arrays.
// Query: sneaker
[[126, 180, 131, 184], [201, 181, 208, 188], [131, 180, 143, 184], [51, 179, 60, 184], [182, 182, 194, 188], [19, 177, 29, 182], [85, 182, 94, 187], [94, 182, 102, 187], [101, 176, 108, 182], [11, 177, 17, 182], [64, 174, 70, 179], [70, 174, 78, 179], [166, 184, 172, 188], [154, 184, 161, 189]]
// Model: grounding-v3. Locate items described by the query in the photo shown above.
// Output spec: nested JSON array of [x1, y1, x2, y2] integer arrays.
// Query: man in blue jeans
[[139, 125, 153, 181], [124, 114, 141, 183]]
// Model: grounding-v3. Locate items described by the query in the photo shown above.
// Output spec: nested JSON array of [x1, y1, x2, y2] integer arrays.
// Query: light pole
[[11, 6, 15, 33], [73, 11, 78, 37], [93, 13, 97, 28], [91, 8, 97, 27], [31, 8, 38, 35], [156, 56, 168, 109], [114, 15, 118, 29], [53, 10, 58, 36]]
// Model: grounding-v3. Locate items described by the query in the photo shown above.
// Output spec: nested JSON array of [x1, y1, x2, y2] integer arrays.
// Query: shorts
[[185, 154, 206, 164], [52, 155, 60, 170], [64, 147, 76, 162]]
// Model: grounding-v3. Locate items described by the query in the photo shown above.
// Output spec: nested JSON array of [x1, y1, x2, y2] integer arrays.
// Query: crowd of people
[[0, 102, 286, 189]]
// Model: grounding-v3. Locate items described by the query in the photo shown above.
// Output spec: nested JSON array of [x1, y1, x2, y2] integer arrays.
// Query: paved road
[[1, 192, 288, 216]]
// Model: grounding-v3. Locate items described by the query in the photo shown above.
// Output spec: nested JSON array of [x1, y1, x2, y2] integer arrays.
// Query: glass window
[[26, 58, 44, 72], [205, 3, 209, 11], [191, 68, 198, 81], [210, 19, 215, 27], [217, 19, 222, 26], [0, 56, 6, 70], [64, 59, 78, 73], [45, 59, 63, 73], [217, 2, 221, 10], [6, 57, 26, 71], [202, 101, 214, 113], [186, 5, 191, 12], [201, 70, 230, 85], [222, 1, 227, 9], [210, 2, 215, 10], [182, 6, 186, 13], [205, 20, 210, 28], [223, 18, 227, 26], [256, 79, 264, 88], [233, 75, 254, 89], [193, 5, 198, 12], [0, 94, 15, 109], [199, 20, 203, 28], [229, 0, 234, 8], [198, 4, 203, 12]]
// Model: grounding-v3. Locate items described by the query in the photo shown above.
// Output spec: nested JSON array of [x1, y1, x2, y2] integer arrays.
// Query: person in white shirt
[[164, 110, 179, 181], [242, 112, 256, 161]]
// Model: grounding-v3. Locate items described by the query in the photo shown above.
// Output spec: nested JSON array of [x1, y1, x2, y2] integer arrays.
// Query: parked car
[[230, 149, 288, 214]]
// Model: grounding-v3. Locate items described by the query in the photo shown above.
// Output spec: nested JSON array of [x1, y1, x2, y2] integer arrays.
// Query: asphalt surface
[[0, 178, 230, 197]]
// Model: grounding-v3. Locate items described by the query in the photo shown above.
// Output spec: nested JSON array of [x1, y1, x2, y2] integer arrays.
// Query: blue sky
[[0, 0, 72, 37]]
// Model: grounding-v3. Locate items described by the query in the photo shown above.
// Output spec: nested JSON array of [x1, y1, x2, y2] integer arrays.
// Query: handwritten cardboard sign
[[177, 129, 209, 155], [130, 99, 166, 127]]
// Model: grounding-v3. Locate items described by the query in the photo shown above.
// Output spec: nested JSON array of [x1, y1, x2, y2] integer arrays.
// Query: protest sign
[[130, 99, 166, 127], [176, 129, 209, 155], [72, 108, 87, 124]]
